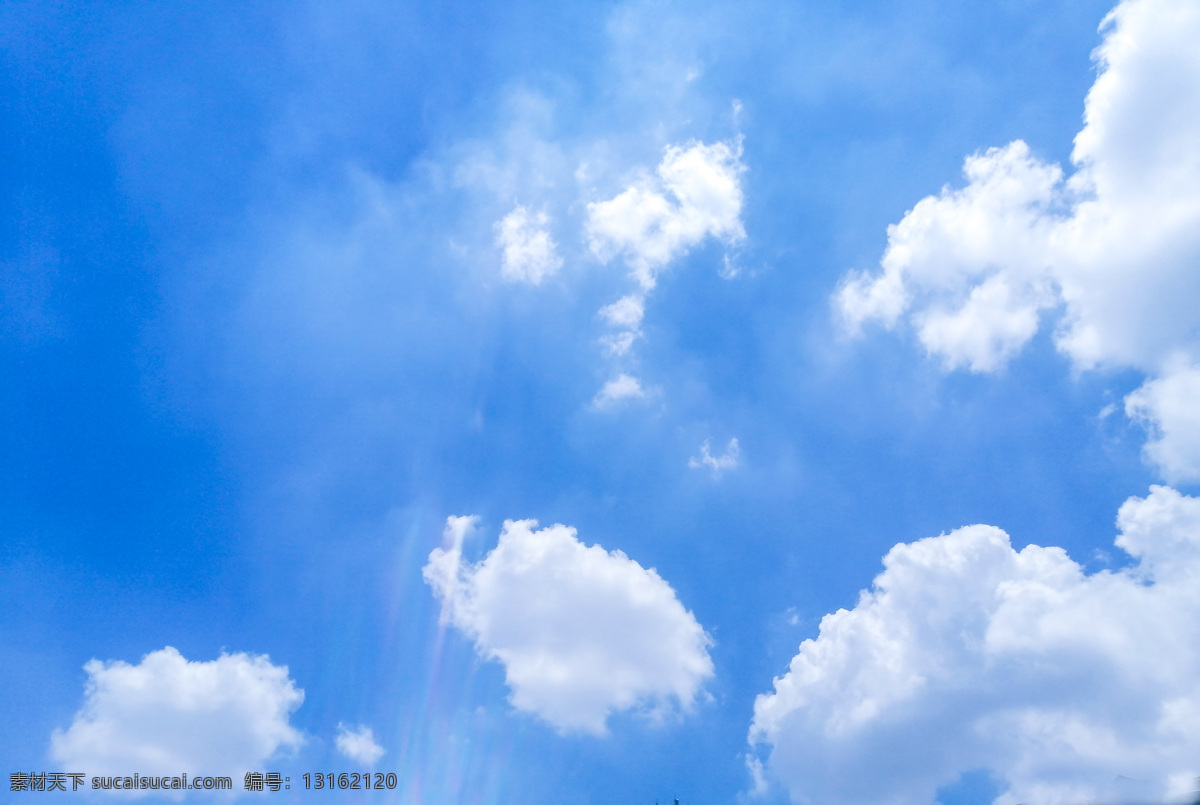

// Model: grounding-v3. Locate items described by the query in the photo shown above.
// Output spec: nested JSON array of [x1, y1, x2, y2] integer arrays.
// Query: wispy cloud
[[494, 205, 563, 285], [592, 373, 647, 409], [689, 438, 740, 477]]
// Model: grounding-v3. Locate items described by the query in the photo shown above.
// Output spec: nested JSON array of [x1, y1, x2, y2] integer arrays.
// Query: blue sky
[[4, 0, 1200, 803]]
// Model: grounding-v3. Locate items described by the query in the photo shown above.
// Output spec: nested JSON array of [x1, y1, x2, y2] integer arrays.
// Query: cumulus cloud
[[51, 647, 304, 784], [1125, 360, 1200, 484], [835, 0, 1200, 469], [750, 486, 1200, 805], [494, 205, 563, 284], [335, 723, 385, 766], [592, 373, 647, 408], [423, 516, 714, 735], [689, 438, 740, 477], [836, 140, 1062, 372], [587, 138, 746, 291]]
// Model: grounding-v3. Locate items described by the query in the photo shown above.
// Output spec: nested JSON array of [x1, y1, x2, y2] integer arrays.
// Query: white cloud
[[836, 140, 1062, 363], [599, 294, 645, 329], [335, 723, 385, 766], [750, 485, 1200, 805], [1125, 359, 1200, 483], [689, 438, 740, 477], [597, 294, 645, 357], [578, 138, 747, 400], [600, 330, 640, 357], [720, 253, 741, 280], [587, 139, 746, 290], [51, 647, 304, 786], [835, 0, 1200, 467], [746, 755, 770, 798], [592, 373, 647, 408], [423, 516, 714, 735], [494, 205, 563, 284]]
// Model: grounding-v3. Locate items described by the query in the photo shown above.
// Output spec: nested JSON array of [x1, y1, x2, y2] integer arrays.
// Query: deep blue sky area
[[4, 1, 1195, 804]]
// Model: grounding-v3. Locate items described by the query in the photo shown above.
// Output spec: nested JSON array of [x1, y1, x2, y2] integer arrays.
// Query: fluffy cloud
[[335, 723, 385, 766], [838, 0, 1200, 373], [836, 0, 1200, 471], [423, 516, 713, 735], [494, 205, 563, 284], [587, 139, 746, 291], [689, 438, 740, 477], [836, 140, 1062, 373], [51, 647, 304, 784], [750, 486, 1200, 805], [1125, 360, 1200, 484]]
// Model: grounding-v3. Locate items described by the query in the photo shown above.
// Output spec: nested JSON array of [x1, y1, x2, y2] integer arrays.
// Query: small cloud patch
[[494, 206, 563, 285], [689, 438, 740, 477], [335, 723, 385, 766]]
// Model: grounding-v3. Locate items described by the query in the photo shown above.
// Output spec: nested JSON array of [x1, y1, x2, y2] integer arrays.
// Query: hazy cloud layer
[[751, 486, 1200, 805], [51, 648, 304, 784], [424, 516, 713, 735], [835, 0, 1200, 478]]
